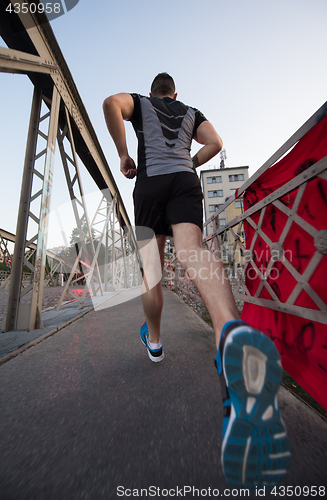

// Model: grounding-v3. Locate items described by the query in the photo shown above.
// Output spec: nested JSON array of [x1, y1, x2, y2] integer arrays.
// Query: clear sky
[[1, 0, 327, 249]]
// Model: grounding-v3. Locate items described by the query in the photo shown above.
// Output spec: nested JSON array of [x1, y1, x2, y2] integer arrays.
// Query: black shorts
[[133, 171, 203, 240]]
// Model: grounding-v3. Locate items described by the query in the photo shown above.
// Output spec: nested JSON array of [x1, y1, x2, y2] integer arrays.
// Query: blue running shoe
[[140, 322, 164, 363], [216, 320, 290, 488]]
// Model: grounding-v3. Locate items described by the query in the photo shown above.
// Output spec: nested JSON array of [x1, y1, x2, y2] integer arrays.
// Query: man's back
[[129, 94, 207, 178]]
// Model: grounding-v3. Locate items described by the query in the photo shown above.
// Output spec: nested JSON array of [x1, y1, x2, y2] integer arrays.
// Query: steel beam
[[5, 87, 42, 332], [0, 46, 58, 75], [29, 85, 60, 330], [57, 106, 103, 298]]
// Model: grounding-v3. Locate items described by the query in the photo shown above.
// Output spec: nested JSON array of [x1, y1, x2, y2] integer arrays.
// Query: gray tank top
[[130, 94, 207, 179]]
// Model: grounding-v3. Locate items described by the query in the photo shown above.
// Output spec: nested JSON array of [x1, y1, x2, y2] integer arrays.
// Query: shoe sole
[[140, 336, 164, 363], [222, 327, 290, 487]]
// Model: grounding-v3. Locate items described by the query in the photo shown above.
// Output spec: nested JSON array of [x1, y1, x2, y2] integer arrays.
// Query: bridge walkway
[[0, 288, 327, 499]]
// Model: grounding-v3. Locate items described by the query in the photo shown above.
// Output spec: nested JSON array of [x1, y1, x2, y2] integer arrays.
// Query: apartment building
[[200, 165, 249, 268]]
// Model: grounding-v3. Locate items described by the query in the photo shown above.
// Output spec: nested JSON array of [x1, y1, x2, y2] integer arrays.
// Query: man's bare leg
[[139, 234, 166, 344], [172, 222, 290, 487], [172, 222, 240, 348]]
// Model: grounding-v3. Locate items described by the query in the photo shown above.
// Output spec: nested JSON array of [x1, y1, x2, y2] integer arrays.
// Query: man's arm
[[192, 121, 223, 168], [102, 93, 137, 179]]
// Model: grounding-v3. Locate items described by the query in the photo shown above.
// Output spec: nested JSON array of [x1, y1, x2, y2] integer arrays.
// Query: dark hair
[[150, 73, 175, 97]]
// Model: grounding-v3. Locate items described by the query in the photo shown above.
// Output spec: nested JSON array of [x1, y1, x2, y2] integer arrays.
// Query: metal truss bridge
[[0, 3, 327, 496], [1, 0, 327, 410], [0, 1, 142, 333]]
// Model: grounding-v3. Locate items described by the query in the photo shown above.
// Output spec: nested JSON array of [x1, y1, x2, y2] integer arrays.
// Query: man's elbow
[[213, 136, 223, 155], [103, 93, 133, 121], [102, 95, 116, 113]]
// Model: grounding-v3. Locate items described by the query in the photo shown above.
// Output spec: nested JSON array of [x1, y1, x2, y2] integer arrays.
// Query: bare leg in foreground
[[172, 222, 240, 348]]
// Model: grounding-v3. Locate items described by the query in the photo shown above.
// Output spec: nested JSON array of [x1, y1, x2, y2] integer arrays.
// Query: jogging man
[[103, 73, 290, 488]]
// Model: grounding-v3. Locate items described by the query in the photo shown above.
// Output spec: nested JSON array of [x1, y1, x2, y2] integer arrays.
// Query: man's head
[[150, 73, 177, 99]]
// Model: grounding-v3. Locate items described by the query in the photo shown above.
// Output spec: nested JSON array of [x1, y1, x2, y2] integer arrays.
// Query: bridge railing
[[164, 101, 327, 409], [165, 101, 327, 323]]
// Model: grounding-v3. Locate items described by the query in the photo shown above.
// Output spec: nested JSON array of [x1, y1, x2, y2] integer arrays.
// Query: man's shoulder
[[130, 93, 147, 100], [168, 98, 204, 116], [130, 94, 152, 111], [172, 100, 207, 123]]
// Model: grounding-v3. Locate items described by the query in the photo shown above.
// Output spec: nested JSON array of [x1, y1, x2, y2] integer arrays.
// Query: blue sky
[[1, 0, 327, 248]]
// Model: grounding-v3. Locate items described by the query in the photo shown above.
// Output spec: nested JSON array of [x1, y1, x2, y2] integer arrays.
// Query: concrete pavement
[[0, 287, 142, 362], [0, 288, 327, 499]]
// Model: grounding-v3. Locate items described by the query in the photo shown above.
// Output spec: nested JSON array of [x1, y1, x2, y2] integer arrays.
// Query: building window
[[219, 218, 226, 226], [229, 174, 244, 182], [235, 200, 243, 209], [208, 190, 223, 198], [230, 189, 236, 195], [207, 176, 222, 184], [209, 204, 222, 212]]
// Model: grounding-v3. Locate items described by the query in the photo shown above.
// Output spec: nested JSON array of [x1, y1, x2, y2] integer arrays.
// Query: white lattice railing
[[164, 101, 327, 327]]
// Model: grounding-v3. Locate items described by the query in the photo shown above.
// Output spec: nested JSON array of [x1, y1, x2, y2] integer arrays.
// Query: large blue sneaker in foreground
[[140, 322, 164, 363], [217, 320, 291, 488]]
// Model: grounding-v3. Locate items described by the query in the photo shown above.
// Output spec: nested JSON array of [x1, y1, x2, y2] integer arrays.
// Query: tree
[[69, 219, 96, 246]]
